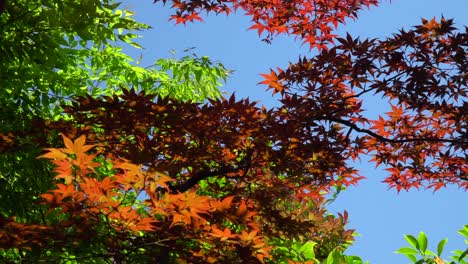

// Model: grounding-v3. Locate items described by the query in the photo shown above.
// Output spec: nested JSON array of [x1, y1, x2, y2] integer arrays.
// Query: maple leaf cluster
[[154, 0, 379, 49], [0, 132, 353, 262], [261, 17, 467, 191]]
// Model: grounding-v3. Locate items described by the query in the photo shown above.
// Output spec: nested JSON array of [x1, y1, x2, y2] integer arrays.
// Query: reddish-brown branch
[[327, 117, 465, 145]]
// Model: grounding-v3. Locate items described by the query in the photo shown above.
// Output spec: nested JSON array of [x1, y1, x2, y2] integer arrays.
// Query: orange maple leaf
[[238, 229, 259, 243], [236, 201, 256, 220], [38, 148, 68, 160], [260, 68, 285, 94], [209, 227, 235, 241], [61, 134, 95, 158], [213, 195, 234, 212], [50, 159, 74, 183]]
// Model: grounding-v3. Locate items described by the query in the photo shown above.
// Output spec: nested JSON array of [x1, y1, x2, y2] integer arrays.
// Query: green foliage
[[266, 235, 369, 264], [0, 0, 229, 120], [396, 226, 468, 264], [269, 238, 318, 263], [154, 53, 230, 102], [324, 249, 369, 264], [0, 0, 145, 118]]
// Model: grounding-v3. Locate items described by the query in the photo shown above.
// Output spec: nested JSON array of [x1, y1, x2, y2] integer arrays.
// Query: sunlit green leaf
[[405, 235, 420, 250], [437, 238, 448, 256], [418, 232, 428, 253]]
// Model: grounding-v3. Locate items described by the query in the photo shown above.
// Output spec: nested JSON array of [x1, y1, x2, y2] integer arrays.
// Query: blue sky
[[121, 0, 467, 263]]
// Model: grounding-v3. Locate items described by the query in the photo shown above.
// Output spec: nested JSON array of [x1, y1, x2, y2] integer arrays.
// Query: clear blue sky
[[121, 0, 467, 263]]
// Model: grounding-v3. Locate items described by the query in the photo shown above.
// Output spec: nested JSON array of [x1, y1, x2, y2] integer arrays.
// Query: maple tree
[[0, 132, 354, 262], [0, 0, 229, 221], [153, 0, 466, 191], [1, 91, 358, 262], [0, 0, 467, 263], [264, 16, 467, 191]]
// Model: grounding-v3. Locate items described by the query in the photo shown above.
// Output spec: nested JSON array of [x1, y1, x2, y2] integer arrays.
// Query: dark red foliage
[[262, 17, 467, 191], [62, 89, 362, 192]]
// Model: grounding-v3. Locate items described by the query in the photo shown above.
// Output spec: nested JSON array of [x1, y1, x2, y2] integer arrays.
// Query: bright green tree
[[396, 226, 468, 264]]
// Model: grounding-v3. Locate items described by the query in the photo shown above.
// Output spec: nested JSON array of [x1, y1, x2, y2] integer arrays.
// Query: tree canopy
[[0, 0, 466, 263]]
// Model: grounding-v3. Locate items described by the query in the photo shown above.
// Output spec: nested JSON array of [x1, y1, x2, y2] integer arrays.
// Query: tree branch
[[327, 117, 465, 145], [0, 0, 7, 13], [169, 160, 251, 194]]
